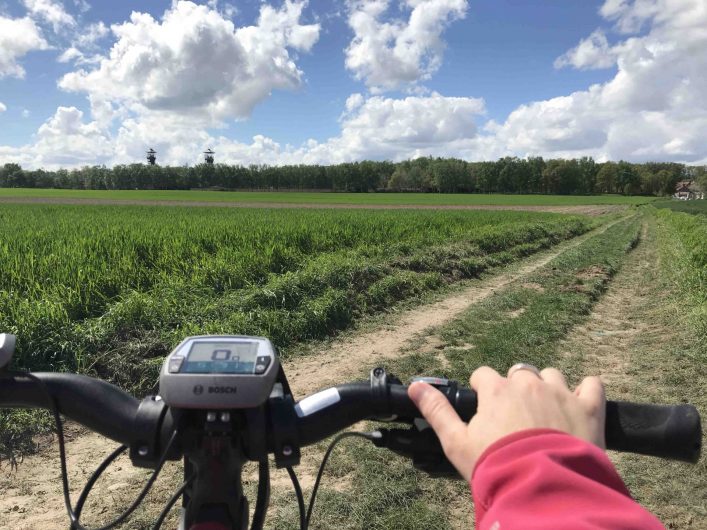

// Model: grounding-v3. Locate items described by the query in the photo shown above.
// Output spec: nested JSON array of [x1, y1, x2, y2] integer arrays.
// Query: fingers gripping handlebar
[[0, 370, 701, 469]]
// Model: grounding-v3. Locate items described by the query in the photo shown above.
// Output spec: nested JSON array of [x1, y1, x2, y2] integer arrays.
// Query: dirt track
[[0, 196, 624, 216], [284, 218, 625, 397]]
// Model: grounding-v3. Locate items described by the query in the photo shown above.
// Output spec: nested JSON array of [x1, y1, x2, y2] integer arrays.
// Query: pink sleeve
[[470, 429, 665, 530]]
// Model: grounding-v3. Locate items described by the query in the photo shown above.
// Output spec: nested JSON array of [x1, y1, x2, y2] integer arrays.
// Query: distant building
[[674, 180, 704, 200], [675, 182, 692, 200]]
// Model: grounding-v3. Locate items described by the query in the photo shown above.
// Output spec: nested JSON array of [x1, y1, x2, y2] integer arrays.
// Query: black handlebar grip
[[0, 372, 141, 446], [605, 401, 701, 463]]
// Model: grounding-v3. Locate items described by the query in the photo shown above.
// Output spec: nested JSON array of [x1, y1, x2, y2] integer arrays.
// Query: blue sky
[[0, 0, 705, 168]]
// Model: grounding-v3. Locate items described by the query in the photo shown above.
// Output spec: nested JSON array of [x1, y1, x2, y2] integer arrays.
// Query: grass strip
[[426, 217, 640, 381], [652, 199, 707, 217], [615, 213, 707, 525], [654, 207, 707, 339]]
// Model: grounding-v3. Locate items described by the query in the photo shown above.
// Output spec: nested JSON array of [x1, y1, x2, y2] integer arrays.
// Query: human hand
[[407, 365, 606, 482]]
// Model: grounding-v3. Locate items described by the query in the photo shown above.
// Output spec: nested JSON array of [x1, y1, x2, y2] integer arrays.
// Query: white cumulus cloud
[[58, 22, 109, 65], [58, 0, 320, 124], [554, 29, 616, 70], [23, 0, 76, 32], [332, 92, 484, 158], [345, 0, 467, 92], [485, 0, 707, 163], [0, 16, 49, 78], [0, 106, 113, 169], [0, 102, 6, 113], [33, 107, 113, 165]]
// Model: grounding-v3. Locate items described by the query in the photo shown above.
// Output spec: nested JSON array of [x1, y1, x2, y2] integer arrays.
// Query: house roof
[[675, 180, 697, 193]]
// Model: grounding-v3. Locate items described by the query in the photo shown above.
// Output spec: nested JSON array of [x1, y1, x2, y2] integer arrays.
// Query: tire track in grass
[[556, 219, 706, 529]]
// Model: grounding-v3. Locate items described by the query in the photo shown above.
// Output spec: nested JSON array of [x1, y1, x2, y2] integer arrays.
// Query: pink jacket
[[472, 429, 665, 530]]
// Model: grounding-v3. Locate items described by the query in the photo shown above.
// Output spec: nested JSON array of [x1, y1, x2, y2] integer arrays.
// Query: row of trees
[[1, 157, 704, 195]]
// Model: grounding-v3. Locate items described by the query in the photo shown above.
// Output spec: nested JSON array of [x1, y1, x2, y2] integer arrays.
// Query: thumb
[[408, 382, 471, 477]]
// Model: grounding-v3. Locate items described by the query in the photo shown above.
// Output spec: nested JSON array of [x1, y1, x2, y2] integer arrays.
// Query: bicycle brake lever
[[372, 427, 458, 478]]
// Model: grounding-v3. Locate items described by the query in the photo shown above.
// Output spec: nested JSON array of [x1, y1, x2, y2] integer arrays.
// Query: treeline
[[1, 157, 705, 195]]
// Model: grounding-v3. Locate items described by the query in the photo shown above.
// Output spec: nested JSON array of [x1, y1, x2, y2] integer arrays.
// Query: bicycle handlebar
[[0, 372, 140, 445], [295, 383, 701, 463], [0, 372, 701, 464]]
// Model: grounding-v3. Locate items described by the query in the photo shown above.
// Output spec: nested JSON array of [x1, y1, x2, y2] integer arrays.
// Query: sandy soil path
[[0, 196, 624, 216], [0, 219, 626, 529]]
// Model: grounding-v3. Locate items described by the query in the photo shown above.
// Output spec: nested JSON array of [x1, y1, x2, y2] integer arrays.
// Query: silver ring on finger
[[508, 363, 541, 378]]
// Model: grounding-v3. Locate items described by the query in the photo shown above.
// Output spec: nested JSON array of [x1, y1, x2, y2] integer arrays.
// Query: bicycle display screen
[[160, 335, 279, 409], [183, 342, 257, 374]]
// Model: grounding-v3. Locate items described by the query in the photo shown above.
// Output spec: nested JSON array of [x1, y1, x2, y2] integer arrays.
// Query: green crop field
[[653, 198, 707, 216], [0, 203, 591, 393], [0, 187, 656, 206]]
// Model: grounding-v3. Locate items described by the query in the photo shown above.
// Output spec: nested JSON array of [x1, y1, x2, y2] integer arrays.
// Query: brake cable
[[70, 430, 178, 529], [74, 444, 128, 519], [304, 431, 381, 530], [17, 372, 178, 530], [286, 466, 306, 530], [152, 474, 195, 530]]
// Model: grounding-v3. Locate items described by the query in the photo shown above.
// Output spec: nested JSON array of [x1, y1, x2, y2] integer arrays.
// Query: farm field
[[0, 201, 704, 529], [653, 198, 707, 216], [0, 204, 591, 391], [0, 187, 656, 207]]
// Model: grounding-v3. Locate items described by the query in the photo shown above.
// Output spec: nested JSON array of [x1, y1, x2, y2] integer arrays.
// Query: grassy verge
[[637, 211, 706, 525], [275, 217, 641, 529], [654, 208, 707, 337]]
